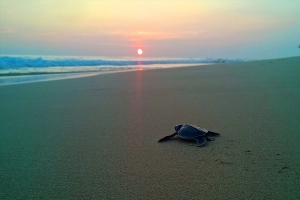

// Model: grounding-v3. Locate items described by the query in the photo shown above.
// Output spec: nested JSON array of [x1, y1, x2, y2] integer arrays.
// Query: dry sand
[[1, 56, 299, 199]]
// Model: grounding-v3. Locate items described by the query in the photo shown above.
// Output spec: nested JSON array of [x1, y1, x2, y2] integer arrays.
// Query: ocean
[[0, 55, 243, 85]]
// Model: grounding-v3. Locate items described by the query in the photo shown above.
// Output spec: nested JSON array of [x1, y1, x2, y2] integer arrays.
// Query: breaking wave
[[0, 55, 244, 76]]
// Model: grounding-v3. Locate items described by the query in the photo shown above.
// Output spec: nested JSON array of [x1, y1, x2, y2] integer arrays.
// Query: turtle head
[[175, 124, 183, 132]]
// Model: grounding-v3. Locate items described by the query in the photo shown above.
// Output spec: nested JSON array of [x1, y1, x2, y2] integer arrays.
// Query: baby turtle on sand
[[158, 124, 220, 147]]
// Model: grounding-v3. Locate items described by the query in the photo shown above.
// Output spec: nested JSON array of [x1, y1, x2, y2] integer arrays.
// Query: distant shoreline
[[0, 63, 211, 86]]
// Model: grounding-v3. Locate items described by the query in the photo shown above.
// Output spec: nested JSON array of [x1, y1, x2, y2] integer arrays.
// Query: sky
[[0, 0, 299, 59]]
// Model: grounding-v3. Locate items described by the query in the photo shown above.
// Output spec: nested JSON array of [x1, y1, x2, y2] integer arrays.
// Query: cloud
[[110, 30, 204, 41]]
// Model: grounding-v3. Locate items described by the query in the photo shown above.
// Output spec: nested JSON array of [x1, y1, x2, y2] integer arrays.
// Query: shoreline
[[0, 68, 140, 86], [0, 63, 209, 86]]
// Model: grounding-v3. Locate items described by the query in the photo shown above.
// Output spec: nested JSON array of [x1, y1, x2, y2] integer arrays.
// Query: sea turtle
[[158, 124, 220, 147]]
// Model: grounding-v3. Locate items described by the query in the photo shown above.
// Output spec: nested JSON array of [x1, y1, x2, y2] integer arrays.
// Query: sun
[[137, 49, 143, 55]]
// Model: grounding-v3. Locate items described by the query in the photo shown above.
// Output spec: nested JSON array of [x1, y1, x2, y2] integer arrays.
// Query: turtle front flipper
[[158, 132, 177, 142], [196, 137, 206, 147]]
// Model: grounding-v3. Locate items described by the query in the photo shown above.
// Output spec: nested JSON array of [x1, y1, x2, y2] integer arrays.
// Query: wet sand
[[1, 56, 299, 199]]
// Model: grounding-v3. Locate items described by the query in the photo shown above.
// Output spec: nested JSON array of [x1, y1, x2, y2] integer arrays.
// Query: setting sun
[[137, 49, 143, 55]]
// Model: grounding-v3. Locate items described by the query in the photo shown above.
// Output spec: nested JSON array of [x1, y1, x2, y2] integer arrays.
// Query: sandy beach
[[1, 57, 299, 199]]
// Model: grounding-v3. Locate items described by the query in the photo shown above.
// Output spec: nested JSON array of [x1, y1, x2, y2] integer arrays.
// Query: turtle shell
[[177, 124, 207, 139]]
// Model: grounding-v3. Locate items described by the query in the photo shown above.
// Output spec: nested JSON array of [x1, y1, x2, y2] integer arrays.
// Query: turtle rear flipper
[[206, 136, 214, 141], [158, 132, 177, 142], [207, 131, 220, 136], [196, 137, 206, 147]]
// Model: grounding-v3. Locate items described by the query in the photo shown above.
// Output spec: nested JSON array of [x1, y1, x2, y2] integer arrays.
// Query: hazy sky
[[0, 0, 299, 59]]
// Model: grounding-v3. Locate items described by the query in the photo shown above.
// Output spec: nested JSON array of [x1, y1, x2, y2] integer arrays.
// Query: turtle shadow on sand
[[158, 124, 220, 147], [165, 137, 201, 146]]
